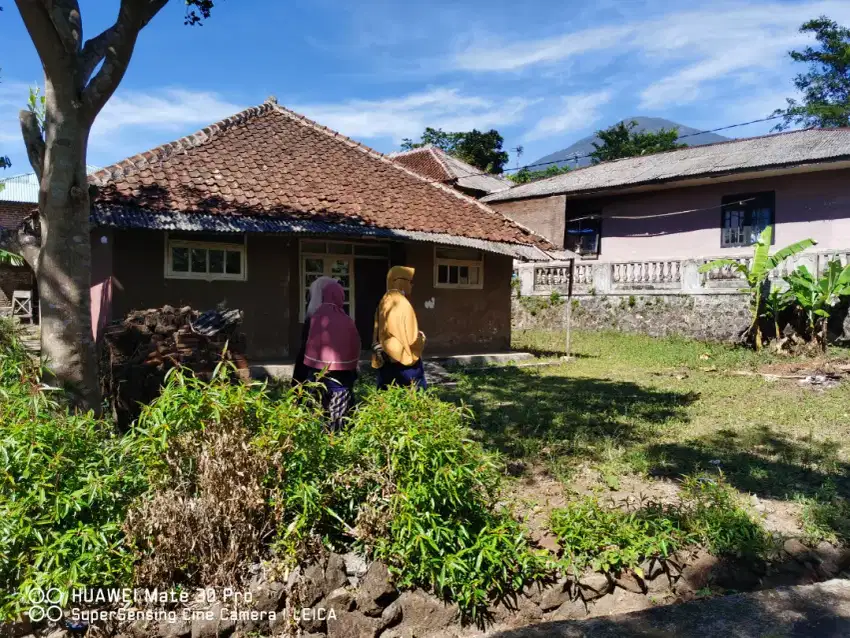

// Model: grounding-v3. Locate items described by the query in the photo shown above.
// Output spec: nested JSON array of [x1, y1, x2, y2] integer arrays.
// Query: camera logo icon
[[27, 588, 63, 622]]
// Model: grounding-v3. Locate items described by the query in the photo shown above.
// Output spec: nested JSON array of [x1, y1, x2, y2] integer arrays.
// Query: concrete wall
[[109, 231, 514, 359], [492, 169, 850, 261], [404, 243, 513, 354], [490, 195, 566, 249]]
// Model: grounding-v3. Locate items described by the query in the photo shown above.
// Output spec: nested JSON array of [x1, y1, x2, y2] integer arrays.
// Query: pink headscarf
[[303, 281, 361, 371]]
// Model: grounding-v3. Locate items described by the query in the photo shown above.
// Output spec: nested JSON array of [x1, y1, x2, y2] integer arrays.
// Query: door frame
[[298, 239, 392, 323]]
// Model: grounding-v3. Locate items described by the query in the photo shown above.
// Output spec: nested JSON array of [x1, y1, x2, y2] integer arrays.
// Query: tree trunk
[[36, 81, 100, 411]]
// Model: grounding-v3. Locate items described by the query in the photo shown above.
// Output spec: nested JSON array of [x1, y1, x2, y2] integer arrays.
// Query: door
[[354, 257, 389, 349], [302, 255, 353, 318]]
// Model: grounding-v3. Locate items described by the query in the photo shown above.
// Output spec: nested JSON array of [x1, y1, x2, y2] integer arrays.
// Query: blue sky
[[2, 0, 849, 175]]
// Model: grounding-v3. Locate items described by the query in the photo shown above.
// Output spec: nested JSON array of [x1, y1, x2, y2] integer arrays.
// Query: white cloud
[[90, 88, 246, 147], [524, 91, 612, 141], [454, 26, 632, 72], [292, 88, 535, 142], [451, 1, 850, 112]]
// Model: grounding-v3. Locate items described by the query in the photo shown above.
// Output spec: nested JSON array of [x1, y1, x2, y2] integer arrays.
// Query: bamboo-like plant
[[699, 227, 816, 350], [785, 259, 850, 352]]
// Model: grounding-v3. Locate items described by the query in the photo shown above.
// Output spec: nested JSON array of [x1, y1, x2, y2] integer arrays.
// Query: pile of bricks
[[100, 305, 248, 427]]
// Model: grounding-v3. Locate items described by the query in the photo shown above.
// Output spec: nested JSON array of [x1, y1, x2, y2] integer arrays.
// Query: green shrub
[[796, 481, 850, 545], [126, 367, 335, 585], [679, 474, 772, 558], [0, 321, 146, 617], [340, 387, 547, 619], [549, 473, 770, 578], [550, 498, 685, 575]]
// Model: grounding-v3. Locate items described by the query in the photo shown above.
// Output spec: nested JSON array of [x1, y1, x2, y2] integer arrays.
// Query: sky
[[1, 0, 849, 176]]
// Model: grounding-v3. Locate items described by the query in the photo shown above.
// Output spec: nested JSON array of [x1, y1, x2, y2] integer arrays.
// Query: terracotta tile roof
[[390, 145, 512, 195], [0, 201, 34, 230], [389, 146, 455, 183], [91, 100, 551, 251]]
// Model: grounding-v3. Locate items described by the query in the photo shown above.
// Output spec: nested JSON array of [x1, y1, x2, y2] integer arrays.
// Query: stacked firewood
[[100, 305, 248, 427]]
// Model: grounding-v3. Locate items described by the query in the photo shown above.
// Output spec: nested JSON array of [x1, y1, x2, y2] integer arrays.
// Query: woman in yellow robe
[[371, 265, 427, 389]]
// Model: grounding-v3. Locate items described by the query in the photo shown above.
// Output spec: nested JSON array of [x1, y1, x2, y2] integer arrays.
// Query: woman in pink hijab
[[302, 280, 361, 430]]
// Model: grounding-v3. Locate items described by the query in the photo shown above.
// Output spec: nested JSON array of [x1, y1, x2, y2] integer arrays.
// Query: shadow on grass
[[646, 425, 850, 500], [440, 367, 697, 464]]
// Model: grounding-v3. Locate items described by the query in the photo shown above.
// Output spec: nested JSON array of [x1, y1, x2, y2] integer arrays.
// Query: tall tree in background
[[400, 127, 509, 174], [773, 16, 850, 131], [507, 164, 571, 185], [2, 0, 220, 411], [589, 121, 686, 165]]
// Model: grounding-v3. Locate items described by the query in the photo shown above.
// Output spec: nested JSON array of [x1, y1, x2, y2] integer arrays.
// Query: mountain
[[530, 116, 729, 170]]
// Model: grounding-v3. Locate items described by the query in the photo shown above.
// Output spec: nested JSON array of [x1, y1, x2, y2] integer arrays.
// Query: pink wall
[[572, 168, 850, 262], [90, 229, 113, 341]]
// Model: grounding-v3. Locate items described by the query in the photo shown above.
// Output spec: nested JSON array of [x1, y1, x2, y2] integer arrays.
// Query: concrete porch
[[249, 351, 536, 381]]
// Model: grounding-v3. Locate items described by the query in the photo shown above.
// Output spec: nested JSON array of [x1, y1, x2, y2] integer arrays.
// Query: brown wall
[[110, 231, 513, 359], [111, 230, 295, 360], [404, 242, 512, 354], [0, 265, 34, 307], [490, 195, 566, 249]]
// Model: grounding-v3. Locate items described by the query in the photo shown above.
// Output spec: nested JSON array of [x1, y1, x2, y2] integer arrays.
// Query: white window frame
[[164, 234, 247, 281], [299, 242, 357, 323], [434, 246, 485, 290]]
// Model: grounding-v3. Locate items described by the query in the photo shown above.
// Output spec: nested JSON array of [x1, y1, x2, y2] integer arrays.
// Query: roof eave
[[91, 206, 554, 261]]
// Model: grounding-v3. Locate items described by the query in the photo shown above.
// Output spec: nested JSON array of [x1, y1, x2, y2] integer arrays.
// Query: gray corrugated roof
[[91, 205, 554, 261], [0, 166, 100, 203], [482, 129, 850, 202]]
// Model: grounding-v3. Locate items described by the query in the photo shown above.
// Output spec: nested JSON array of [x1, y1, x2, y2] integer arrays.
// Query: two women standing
[[294, 265, 427, 429]]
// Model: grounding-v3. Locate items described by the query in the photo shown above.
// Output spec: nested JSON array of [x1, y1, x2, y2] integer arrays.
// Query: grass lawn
[[440, 329, 850, 543]]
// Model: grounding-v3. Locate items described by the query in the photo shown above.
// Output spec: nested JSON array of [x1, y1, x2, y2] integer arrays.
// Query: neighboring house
[[389, 145, 511, 199], [0, 166, 99, 319], [78, 98, 551, 359], [483, 129, 850, 262]]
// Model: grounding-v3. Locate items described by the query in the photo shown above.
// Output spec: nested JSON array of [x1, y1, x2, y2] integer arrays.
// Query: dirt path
[[487, 579, 850, 637]]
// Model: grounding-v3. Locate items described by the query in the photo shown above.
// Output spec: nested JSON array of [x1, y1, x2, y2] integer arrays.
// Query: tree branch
[[0, 225, 41, 271], [81, 0, 168, 119], [20, 110, 46, 182], [14, 0, 68, 76], [43, 0, 83, 55]]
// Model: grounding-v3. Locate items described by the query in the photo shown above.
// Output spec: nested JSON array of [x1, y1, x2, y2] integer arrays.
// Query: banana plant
[[785, 259, 850, 352], [698, 227, 816, 350], [0, 249, 24, 267]]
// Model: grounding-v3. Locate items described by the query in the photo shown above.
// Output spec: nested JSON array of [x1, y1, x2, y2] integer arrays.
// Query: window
[[565, 214, 601, 257], [721, 192, 775, 248], [165, 237, 246, 281], [434, 246, 484, 289]]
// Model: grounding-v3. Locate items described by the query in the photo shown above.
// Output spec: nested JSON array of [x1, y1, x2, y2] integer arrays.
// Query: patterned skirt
[[302, 367, 356, 432]]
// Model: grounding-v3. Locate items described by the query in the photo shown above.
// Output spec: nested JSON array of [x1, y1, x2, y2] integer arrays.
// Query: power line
[[427, 113, 789, 185]]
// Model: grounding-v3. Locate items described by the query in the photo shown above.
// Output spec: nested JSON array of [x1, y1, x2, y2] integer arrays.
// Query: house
[[83, 98, 552, 360], [389, 145, 511, 199], [492, 129, 850, 343], [483, 129, 850, 262]]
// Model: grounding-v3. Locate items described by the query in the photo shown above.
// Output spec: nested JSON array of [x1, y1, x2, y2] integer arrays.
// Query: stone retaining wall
[[513, 294, 753, 343], [8, 539, 849, 638]]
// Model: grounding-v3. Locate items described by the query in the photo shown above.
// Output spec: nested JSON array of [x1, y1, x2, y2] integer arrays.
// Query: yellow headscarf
[[372, 266, 425, 367]]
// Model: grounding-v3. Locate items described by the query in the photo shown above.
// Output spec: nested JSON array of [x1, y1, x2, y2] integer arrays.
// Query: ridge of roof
[[483, 127, 850, 203], [426, 146, 456, 182], [89, 102, 277, 186], [269, 103, 553, 249]]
